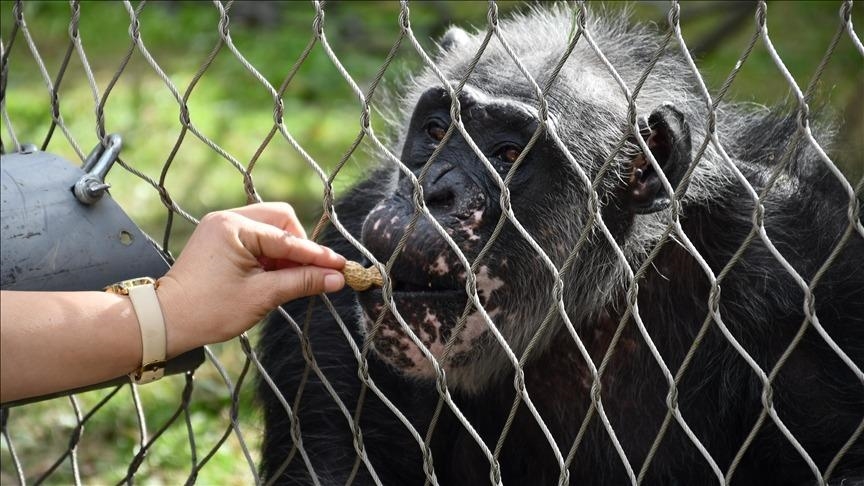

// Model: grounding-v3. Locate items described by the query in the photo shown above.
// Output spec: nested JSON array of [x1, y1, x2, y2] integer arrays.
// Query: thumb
[[259, 265, 345, 304]]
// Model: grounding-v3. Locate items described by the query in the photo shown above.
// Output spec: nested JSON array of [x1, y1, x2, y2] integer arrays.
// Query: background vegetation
[[1, 1, 861, 484]]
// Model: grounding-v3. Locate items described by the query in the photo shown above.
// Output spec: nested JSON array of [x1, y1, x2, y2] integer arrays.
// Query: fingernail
[[324, 273, 345, 293]]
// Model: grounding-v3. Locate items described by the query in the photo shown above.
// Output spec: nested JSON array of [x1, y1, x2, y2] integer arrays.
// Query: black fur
[[258, 7, 864, 486]]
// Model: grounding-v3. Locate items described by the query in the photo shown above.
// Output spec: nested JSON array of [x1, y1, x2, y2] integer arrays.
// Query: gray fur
[[366, 5, 828, 391], [369, 6, 728, 390]]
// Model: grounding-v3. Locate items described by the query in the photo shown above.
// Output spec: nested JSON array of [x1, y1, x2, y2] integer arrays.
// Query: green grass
[[2, 339, 263, 484], [1, 1, 861, 484]]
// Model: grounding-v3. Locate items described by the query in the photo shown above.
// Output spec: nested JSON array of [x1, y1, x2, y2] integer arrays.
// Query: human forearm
[[0, 290, 143, 402], [0, 203, 346, 404]]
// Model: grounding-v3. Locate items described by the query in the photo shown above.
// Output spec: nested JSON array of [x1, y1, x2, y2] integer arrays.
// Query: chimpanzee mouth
[[353, 255, 466, 300], [358, 283, 467, 302], [355, 283, 468, 342], [355, 270, 469, 314], [351, 258, 489, 377]]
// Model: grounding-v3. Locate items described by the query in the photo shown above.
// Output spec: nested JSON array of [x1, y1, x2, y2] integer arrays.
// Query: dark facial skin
[[356, 83, 697, 391], [357, 86, 566, 383]]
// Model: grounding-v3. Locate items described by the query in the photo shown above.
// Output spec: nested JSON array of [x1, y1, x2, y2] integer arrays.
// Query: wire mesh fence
[[1, 0, 862, 485]]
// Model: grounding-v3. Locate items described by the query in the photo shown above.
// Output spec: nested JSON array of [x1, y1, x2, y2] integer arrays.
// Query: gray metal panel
[[1, 150, 169, 291]]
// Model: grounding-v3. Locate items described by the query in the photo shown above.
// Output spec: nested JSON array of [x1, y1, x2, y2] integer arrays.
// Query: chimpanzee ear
[[440, 27, 470, 52], [627, 104, 692, 214]]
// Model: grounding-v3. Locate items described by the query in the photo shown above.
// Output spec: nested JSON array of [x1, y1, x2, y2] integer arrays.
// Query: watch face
[[104, 283, 128, 294], [124, 277, 157, 288], [104, 277, 156, 294]]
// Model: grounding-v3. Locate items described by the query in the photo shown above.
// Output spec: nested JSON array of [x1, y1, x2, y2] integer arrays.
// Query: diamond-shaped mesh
[[1, 1, 861, 485]]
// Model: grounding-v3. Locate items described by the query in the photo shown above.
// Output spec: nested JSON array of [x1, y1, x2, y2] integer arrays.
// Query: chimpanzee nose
[[423, 164, 458, 210], [424, 184, 456, 209]]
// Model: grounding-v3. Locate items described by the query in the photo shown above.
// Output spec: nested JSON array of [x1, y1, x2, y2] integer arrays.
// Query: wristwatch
[[104, 277, 166, 384]]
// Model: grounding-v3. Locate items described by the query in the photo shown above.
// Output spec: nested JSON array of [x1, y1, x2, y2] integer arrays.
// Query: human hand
[[155, 202, 346, 357]]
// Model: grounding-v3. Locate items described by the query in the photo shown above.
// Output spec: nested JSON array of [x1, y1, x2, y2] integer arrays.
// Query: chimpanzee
[[257, 6, 863, 485]]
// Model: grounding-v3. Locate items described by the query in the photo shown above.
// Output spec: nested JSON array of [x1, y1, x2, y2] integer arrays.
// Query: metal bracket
[[73, 134, 122, 205]]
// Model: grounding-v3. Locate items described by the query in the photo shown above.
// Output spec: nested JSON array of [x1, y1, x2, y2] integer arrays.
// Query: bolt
[[73, 175, 111, 205]]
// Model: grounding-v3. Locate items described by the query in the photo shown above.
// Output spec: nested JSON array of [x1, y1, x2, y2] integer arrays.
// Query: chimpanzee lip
[[358, 285, 467, 300], [357, 287, 467, 304], [392, 279, 461, 293], [352, 257, 466, 306]]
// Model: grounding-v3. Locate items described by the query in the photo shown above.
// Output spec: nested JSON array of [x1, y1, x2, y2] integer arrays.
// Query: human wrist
[[155, 275, 197, 359], [105, 278, 168, 384]]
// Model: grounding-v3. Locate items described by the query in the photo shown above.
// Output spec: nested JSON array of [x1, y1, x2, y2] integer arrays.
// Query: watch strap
[[126, 281, 166, 384]]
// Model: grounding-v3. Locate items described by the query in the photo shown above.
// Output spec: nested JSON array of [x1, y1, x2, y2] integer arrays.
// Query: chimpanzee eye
[[426, 121, 447, 142], [495, 144, 523, 164]]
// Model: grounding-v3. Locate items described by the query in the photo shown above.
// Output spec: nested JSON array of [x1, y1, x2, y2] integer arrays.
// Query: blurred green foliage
[[1, 1, 861, 484]]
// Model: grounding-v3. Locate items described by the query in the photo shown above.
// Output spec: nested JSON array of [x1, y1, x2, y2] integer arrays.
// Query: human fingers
[[238, 219, 345, 270], [257, 256, 299, 272], [228, 202, 308, 239], [257, 265, 345, 303]]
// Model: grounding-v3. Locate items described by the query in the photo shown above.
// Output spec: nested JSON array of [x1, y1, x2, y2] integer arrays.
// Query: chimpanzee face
[[357, 82, 690, 391], [357, 85, 573, 390]]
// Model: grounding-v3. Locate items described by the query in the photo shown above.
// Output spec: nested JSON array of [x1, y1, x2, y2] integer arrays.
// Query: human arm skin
[[0, 203, 346, 403], [1, 290, 144, 402]]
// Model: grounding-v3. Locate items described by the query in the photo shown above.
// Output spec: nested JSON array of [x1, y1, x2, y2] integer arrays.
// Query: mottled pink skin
[[359, 197, 512, 378]]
